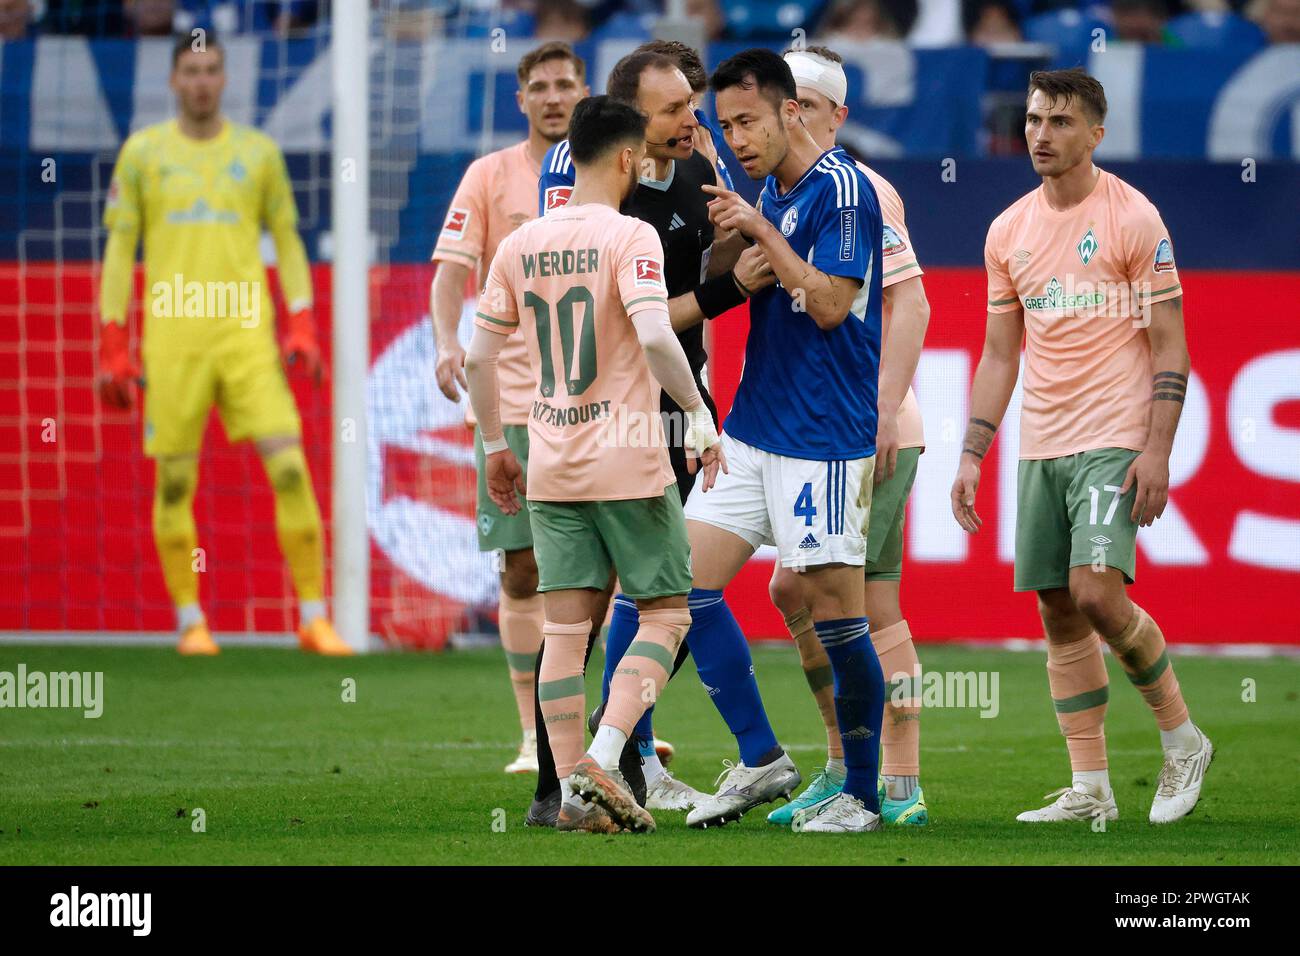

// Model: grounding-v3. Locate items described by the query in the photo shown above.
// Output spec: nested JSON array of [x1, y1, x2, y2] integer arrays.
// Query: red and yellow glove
[[98, 321, 140, 410], [281, 307, 323, 384]]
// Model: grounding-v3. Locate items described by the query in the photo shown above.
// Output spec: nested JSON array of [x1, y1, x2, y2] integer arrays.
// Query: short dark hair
[[1028, 67, 1107, 125], [606, 50, 679, 106], [516, 40, 586, 87], [635, 39, 707, 93], [567, 95, 647, 165], [782, 44, 843, 64], [710, 48, 797, 114], [172, 32, 223, 69]]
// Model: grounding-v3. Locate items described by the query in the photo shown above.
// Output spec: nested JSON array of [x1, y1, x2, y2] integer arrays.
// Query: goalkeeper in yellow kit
[[97, 36, 350, 656]]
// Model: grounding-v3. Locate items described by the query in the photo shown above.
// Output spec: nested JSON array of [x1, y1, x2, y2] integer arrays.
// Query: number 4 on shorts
[[794, 482, 817, 527], [1088, 484, 1124, 526]]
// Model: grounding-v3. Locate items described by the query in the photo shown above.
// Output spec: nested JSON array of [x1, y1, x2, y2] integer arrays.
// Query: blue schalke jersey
[[723, 147, 883, 460]]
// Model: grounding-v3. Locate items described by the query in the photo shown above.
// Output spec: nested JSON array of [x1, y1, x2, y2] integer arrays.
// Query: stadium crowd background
[[3, 0, 1298, 52]]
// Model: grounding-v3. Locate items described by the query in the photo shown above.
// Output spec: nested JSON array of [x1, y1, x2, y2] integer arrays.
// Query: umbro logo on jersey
[[669, 213, 685, 230], [798, 533, 820, 550], [1014, 249, 1032, 261], [1090, 534, 1112, 547]]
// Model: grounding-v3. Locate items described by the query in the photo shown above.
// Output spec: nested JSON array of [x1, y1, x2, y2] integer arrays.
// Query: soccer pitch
[[1, 643, 1296, 866]]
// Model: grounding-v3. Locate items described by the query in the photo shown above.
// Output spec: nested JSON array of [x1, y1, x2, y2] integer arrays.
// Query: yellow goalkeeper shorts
[[142, 340, 302, 457]]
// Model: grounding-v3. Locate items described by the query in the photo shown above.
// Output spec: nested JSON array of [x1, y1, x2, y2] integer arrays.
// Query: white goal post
[[331, 0, 371, 653]]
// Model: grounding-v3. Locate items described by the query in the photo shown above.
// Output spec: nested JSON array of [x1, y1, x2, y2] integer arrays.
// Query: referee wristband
[[694, 271, 748, 320], [481, 435, 510, 455]]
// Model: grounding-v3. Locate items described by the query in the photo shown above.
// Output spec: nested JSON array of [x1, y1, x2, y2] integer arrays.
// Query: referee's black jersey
[[623, 151, 719, 501]]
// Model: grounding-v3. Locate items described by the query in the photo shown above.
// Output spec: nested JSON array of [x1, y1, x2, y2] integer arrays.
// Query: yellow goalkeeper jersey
[[100, 118, 313, 355]]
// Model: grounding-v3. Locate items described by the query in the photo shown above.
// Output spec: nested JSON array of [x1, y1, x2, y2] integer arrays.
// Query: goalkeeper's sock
[[177, 603, 205, 632], [687, 588, 779, 765], [499, 590, 544, 734], [873, 620, 921, 778], [262, 446, 325, 602], [815, 617, 884, 811], [152, 455, 200, 614], [788, 607, 843, 760]]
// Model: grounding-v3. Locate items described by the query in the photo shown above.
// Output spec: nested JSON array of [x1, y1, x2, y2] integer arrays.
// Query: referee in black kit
[[525, 46, 775, 827]]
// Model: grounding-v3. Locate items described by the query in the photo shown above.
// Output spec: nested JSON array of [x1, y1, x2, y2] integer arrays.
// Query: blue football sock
[[600, 594, 654, 741], [814, 617, 884, 812], [687, 588, 779, 765]]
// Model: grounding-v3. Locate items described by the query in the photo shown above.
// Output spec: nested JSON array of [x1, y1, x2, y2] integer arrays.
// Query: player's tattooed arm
[[1122, 296, 1188, 526], [962, 418, 998, 460]]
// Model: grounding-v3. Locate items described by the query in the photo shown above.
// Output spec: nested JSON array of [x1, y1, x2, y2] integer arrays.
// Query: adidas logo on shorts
[[798, 533, 820, 550]]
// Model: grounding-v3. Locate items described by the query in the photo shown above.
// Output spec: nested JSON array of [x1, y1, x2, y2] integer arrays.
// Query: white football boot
[[504, 731, 538, 774], [1149, 725, 1214, 824], [796, 792, 882, 833], [1016, 782, 1118, 823], [645, 770, 704, 811], [686, 754, 802, 828]]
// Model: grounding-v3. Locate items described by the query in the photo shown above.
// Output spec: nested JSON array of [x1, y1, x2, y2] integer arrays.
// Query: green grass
[[0, 643, 1297, 865]]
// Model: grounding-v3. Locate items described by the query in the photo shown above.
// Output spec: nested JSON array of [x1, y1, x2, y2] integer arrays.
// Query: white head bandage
[[783, 50, 848, 108]]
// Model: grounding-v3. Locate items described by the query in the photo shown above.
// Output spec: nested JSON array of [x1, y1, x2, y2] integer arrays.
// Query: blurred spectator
[[686, 0, 727, 41], [911, 0, 964, 44], [0, 0, 31, 39], [534, 0, 589, 40], [126, 0, 178, 36], [268, 1, 325, 34], [1258, 0, 1300, 40], [819, 0, 919, 40], [42, 0, 124, 33], [964, 0, 1023, 42], [1112, 0, 1175, 41]]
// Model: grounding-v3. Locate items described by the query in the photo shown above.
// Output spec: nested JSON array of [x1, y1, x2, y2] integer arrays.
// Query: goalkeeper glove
[[97, 321, 140, 410], [281, 306, 323, 383]]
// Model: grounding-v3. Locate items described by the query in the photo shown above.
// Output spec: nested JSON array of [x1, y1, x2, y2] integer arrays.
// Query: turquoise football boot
[[881, 785, 929, 826], [767, 768, 845, 826]]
